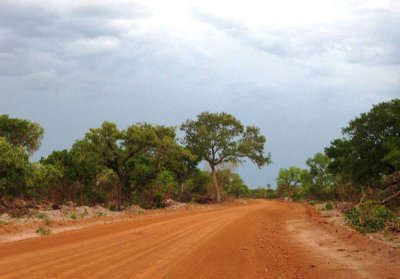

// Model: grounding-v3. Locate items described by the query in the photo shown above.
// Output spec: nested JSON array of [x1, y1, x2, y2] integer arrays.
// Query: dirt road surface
[[0, 201, 398, 278]]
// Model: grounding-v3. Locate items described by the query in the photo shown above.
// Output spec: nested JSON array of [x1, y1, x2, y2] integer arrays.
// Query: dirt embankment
[[0, 200, 399, 278]]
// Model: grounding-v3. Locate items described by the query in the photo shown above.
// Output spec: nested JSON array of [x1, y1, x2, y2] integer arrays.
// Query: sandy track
[[0, 201, 398, 278]]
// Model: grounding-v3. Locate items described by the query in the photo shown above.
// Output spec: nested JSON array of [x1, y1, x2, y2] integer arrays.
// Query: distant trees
[[3, 98, 399, 211], [274, 99, 400, 206], [276, 167, 307, 200], [305, 153, 335, 200], [246, 186, 276, 199], [0, 112, 271, 207], [181, 112, 271, 202]]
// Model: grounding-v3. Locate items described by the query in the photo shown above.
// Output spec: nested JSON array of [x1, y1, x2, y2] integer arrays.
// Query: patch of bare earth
[[286, 204, 399, 278]]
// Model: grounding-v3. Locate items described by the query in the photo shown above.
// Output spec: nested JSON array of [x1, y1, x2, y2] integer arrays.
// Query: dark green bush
[[344, 204, 394, 233]]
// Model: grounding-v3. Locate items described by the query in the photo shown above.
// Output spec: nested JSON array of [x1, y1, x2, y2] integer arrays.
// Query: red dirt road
[[0, 201, 398, 278]]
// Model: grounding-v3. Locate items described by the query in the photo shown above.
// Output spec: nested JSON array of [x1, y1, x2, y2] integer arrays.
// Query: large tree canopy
[[0, 114, 44, 155], [81, 121, 194, 209], [326, 99, 400, 190], [181, 112, 271, 201]]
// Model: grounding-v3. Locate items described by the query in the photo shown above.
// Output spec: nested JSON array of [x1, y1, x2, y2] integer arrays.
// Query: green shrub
[[308, 200, 318, 206], [344, 204, 394, 233], [70, 211, 77, 220], [325, 201, 335, 210], [36, 226, 52, 236], [36, 212, 51, 225], [79, 208, 89, 218], [43, 216, 51, 225], [96, 212, 106, 217], [36, 212, 47, 219]]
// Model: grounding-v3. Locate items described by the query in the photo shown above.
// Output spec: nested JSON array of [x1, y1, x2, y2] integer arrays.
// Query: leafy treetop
[[0, 114, 44, 155]]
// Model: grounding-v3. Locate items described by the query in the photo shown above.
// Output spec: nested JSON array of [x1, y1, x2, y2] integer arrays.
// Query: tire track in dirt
[[1, 217, 199, 274]]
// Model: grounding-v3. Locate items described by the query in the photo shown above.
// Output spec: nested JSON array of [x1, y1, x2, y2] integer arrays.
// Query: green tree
[[325, 99, 400, 202], [181, 112, 271, 202], [226, 172, 248, 199], [0, 137, 31, 197], [0, 115, 44, 155], [29, 163, 63, 201], [276, 167, 308, 200], [305, 153, 335, 200], [81, 122, 188, 210], [40, 147, 100, 204], [185, 170, 211, 196]]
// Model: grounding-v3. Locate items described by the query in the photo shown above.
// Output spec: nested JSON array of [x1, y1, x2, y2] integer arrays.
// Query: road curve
[[0, 201, 398, 278]]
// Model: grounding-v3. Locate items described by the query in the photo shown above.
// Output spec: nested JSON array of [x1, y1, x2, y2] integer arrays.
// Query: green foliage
[[186, 170, 210, 194], [326, 99, 400, 190], [305, 153, 336, 200], [96, 212, 107, 217], [181, 112, 270, 169], [0, 137, 31, 197], [246, 187, 276, 199], [80, 121, 191, 210], [218, 170, 249, 199], [80, 208, 89, 218], [140, 171, 179, 208], [70, 211, 77, 220], [344, 204, 394, 233], [0, 114, 44, 155], [182, 170, 211, 202], [325, 201, 335, 210], [308, 200, 318, 206], [181, 112, 271, 201], [36, 212, 47, 219], [276, 167, 308, 199], [36, 226, 52, 236], [29, 163, 63, 199], [36, 212, 51, 224]]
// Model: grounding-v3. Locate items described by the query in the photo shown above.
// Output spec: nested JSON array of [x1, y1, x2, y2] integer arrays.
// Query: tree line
[[275, 99, 399, 205], [0, 112, 270, 210], [1, 99, 399, 215], [275, 99, 399, 232]]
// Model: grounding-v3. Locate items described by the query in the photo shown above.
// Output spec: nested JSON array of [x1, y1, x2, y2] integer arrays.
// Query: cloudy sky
[[1, 0, 399, 187]]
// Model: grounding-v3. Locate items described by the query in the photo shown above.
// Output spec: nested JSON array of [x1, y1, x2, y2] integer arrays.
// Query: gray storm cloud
[[1, 0, 399, 187]]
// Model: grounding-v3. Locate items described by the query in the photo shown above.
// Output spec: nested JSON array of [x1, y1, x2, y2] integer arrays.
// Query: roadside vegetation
[[1, 99, 399, 236], [275, 99, 400, 234], [0, 112, 270, 216]]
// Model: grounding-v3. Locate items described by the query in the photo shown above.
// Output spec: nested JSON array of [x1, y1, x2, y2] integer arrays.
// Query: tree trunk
[[211, 167, 221, 202], [117, 179, 122, 211]]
